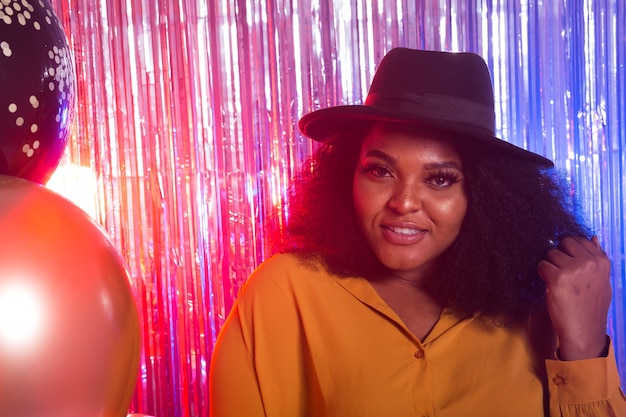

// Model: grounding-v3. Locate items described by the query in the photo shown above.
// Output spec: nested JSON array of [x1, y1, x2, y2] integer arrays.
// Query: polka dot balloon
[[0, 0, 75, 184]]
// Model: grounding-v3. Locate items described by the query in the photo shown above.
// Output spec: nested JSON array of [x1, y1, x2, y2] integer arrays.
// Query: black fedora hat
[[298, 47, 553, 168]]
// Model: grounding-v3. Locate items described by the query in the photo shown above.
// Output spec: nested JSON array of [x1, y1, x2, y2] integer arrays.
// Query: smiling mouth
[[381, 225, 426, 245], [385, 225, 421, 235]]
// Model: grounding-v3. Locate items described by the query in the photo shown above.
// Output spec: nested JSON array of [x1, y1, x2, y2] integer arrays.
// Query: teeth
[[388, 226, 419, 235]]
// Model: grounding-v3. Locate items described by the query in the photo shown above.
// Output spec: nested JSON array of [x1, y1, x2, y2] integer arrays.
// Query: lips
[[386, 225, 420, 235], [381, 223, 427, 244]]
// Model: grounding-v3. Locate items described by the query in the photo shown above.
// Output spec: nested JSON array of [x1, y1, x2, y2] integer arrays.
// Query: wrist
[[556, 335, 609, 360]]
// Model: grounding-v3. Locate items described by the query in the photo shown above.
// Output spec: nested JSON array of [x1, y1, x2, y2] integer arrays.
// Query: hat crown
[[370, 48, 494, 106], [365, 48, 496, 134]]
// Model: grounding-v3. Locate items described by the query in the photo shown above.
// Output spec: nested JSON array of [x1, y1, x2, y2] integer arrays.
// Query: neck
[[367, 272, 444, 341], [370, 261, 439, 288]]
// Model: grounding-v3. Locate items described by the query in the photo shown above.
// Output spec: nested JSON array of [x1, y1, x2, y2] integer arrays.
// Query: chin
[[379, 256, 431, 274], [374, 247, 441, 275]]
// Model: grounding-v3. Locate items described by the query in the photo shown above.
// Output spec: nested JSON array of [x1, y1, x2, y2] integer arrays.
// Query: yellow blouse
[[210, 253, 626, 416]]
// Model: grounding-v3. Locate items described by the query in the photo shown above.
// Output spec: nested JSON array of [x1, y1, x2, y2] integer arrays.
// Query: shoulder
[[233, 253, 343, 326], [238, 253, 330, 298], [253, 252, 317, 273], [251, 252, 325, 277]]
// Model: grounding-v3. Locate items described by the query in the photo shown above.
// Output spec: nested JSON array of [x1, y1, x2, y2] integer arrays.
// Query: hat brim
[[299, 104, 554, 168]]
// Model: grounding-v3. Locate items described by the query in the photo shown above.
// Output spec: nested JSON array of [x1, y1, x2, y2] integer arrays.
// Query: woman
[[209, 48, 625, 416]]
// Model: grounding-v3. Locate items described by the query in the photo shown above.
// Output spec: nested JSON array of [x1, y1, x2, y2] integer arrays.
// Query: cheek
[[430, 195, 468, 230], [352, 177, 381, 224], [447, 199, 468, 229]]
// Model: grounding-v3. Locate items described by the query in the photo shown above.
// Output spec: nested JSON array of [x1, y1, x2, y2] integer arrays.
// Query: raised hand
[[537, 236, 612, 360]]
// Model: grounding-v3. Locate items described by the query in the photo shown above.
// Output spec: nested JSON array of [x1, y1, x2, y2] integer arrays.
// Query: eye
[[361, 163, 393, 178], [425, 170, 463, 188]]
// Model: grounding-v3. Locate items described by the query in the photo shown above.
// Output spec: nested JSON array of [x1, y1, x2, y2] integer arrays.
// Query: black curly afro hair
[[272, 124, 589, 324]]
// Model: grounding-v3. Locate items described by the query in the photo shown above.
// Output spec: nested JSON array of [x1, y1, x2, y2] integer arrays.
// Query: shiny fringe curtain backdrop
[[46, 0, 625, 415]]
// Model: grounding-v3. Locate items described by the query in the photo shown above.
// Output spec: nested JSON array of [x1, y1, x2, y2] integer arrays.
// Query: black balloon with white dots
[[0, 0, 75, 184]]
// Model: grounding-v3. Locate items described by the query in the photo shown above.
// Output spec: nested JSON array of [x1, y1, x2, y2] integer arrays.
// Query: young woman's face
[[353, 124, 468, 280]]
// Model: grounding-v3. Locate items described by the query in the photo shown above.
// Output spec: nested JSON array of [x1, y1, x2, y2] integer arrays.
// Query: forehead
[[360, 123, 461, 161]]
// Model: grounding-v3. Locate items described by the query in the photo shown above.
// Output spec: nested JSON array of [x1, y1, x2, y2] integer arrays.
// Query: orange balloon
[[0, 176, 140, 417]]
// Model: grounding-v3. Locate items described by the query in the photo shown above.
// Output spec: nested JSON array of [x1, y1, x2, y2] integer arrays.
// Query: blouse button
[[552, 375, 565, 385], [414, 350, 424, 359]]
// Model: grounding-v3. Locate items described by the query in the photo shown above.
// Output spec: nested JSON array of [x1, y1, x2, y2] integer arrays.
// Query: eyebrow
[[364, 149, 463, 170]]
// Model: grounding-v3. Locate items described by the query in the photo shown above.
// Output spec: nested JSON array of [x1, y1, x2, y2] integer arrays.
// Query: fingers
[[555, 235, 600, 256], [537, 235, 611, 290], [541, 235, 607, 268], [591, 235, 607, 255], [536, 259, 558, 284], [591, 235, 600, 247]]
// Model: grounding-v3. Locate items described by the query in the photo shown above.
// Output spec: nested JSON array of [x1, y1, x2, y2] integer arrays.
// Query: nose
[[388, 180, 422, 213]]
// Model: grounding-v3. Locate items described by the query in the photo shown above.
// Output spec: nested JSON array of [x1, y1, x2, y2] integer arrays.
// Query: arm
[[209, 303, 266, 417], [209, 255, 313, 417], [538, 236, 626, 415]]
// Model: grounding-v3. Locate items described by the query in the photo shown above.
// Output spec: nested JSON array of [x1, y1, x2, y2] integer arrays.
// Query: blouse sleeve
[[546, 339, 626, 416], [209, 302, 266, 417], [209, 255, 313, 417]]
